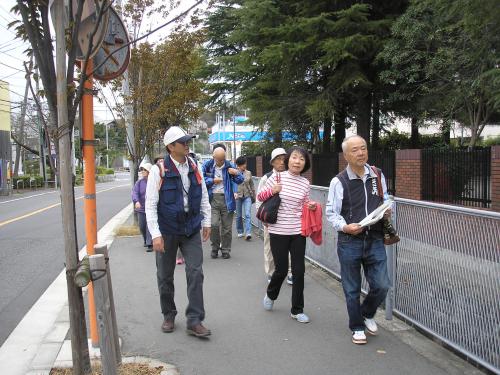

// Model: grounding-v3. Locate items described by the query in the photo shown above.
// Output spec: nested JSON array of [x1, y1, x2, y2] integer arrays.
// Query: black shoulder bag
[[256, 173, 281, 224]]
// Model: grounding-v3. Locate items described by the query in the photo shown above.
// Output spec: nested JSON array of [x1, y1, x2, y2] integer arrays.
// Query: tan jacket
[[236, 170, 255, 199]]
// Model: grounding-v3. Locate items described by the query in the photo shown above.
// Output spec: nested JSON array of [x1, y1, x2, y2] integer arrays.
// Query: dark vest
[[157, 156, 203, 236], [337, 167, 383, 236]]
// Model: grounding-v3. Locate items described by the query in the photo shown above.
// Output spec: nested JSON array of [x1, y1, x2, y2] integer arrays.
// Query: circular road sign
[[74, 0, 110, 60], [92, 6, 130, 82]]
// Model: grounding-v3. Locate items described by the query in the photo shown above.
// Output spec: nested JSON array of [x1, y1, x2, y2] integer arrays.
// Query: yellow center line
[[0, 184, 129, 228]]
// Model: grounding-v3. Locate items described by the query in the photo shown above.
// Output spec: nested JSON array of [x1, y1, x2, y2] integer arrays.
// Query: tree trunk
[[322, 115, 332, 153], [441, 119, 450, 145], [334, 103, 346, 152], [410, 116, 419, 148], [356, 93, 371, 145], [54, 2, 91, 373], [371, 93, 380, 149]]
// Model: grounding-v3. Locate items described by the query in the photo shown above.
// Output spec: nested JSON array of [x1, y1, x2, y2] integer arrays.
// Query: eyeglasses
[[175, 140, 188, 146], [139, 168, 145, 171]]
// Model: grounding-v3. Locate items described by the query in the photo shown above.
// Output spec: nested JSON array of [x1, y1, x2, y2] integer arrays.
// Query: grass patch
[[115, 225, 141, 237], [50, 362, 164, 374]]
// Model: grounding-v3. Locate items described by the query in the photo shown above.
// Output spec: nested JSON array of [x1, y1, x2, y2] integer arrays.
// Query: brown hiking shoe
[[186, 323, 211, 337], [161, 319, 175, 333]]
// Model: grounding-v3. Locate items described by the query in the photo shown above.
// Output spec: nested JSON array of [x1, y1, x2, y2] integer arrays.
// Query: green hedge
[[12, 175, 44, 188], [96, 166, 115, 175]]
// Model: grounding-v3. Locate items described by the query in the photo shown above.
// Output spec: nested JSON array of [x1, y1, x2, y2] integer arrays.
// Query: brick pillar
[[338, 152, 348, 172], [256, 156, 263, 177], [491, 146, 500, 212], [395, 149, 422, 200]]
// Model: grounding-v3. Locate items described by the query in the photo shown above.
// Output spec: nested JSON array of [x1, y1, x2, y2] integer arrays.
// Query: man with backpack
[[145, 126, 212, 338], [202, 144, 244, 259], [325, 135, 391, 345]]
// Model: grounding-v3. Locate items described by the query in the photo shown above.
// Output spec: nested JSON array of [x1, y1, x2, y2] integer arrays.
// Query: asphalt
[[0, 208, 486, 375], [110, 218, 483, 375]]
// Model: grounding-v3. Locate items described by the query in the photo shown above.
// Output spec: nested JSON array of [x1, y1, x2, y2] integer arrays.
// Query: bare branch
[[11, 132, 40, 155]]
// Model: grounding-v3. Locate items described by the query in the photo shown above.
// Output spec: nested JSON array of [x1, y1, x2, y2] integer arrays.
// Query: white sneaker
[[364, 317, 378, 335], [286, 275, 293, 285], [291, 313, 310, 323], [352, 330, 367, 345], [263, 294, 274, 311], [237, 233, 244, 238]]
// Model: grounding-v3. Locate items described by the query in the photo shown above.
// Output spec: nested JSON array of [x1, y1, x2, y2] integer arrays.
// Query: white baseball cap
[[163, 126, 195, 146], [270, 147, 287, 164]]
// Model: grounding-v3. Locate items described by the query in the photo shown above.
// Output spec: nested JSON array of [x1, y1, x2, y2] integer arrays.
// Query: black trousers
[[267, 233, 306, 315]]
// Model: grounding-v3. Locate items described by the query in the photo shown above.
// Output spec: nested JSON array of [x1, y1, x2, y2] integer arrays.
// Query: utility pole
[[53, 1, 91, 373], [35, 67, 47, 185], [115, 0, 135, 188], [232, 94, 236, 161], [13, 57, 32, 177]]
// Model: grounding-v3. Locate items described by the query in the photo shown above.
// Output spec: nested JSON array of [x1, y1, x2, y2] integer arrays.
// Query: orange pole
[[82, 60, 99, 347]]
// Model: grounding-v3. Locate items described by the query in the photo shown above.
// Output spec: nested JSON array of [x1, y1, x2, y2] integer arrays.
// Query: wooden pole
[[53, 1, 91, 373], [89, 254, 118, 375], [94, 244, 121, 365], [82, 59, 100, 347]]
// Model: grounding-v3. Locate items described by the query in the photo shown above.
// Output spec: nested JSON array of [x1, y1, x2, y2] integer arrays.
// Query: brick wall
[[256, 156, 263, 177], [491, 145, 500, 212], [395, 149, 422, 200]]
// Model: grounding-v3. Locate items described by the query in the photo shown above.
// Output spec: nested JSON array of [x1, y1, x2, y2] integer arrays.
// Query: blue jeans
[[337, 233, 390, 331], [236, 196, 252, 235]]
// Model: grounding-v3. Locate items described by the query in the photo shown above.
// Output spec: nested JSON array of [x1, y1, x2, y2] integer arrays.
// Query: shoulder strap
[[265, 171, 273, 178], [370, 166, 383, 198]]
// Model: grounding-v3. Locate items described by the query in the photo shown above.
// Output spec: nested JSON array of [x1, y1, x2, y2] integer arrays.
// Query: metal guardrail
[[251, 177, 500, 373]]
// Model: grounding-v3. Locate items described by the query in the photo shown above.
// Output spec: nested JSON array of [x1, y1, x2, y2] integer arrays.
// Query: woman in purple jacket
[[132, 163, 153, 251]]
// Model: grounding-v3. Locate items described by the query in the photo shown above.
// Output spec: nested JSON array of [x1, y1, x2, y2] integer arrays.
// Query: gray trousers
[[210, 193, 234, 253], [156, 232, 205, 327]]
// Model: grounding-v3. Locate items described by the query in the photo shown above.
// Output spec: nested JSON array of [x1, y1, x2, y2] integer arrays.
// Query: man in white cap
[[145, 126, 212, 337], [256, 148, 292, 285]]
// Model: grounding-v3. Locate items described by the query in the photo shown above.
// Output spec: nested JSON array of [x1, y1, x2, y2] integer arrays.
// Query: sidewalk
[[0, 208, 484, 374], [108, 219, 482, 375]]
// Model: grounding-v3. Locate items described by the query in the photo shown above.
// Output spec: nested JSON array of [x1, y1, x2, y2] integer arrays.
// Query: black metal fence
[[368, 149, 396, 195], [312, 153, 339, 187], [421, 148, 491, 208], [246, 156, 257, 176]]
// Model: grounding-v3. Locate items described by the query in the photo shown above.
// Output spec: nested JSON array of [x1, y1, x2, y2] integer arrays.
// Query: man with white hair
[[202, 144, 244, 259], [145, 126, 212, 338], [325, 135, 391, 345]]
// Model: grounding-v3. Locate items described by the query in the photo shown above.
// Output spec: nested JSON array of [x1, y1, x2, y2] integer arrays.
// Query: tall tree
[[380, 0, 500, 147], [124, 29, 207, 169]]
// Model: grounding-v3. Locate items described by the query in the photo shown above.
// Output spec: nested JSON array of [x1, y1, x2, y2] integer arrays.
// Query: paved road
[[0, 173, 132, 346]]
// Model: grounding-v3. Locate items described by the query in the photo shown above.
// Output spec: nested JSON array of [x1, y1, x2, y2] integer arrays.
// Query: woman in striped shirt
[[258, 146, 316, 323]]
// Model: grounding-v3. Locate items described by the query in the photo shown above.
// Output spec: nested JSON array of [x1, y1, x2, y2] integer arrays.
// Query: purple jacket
[[132, 178, 148, 213]]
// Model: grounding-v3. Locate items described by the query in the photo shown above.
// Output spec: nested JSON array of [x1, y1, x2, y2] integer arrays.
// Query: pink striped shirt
[[258, 171, 310, 235]]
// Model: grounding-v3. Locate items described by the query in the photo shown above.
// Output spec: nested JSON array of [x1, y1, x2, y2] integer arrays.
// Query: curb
[[0, 205, 136, 375]]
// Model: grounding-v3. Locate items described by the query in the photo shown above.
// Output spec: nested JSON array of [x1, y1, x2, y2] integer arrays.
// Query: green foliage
[[481, 135, 500, 147], [96, 166, 114, 175], [12, 175, 43, 189], [379, 0, 500, 147]]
